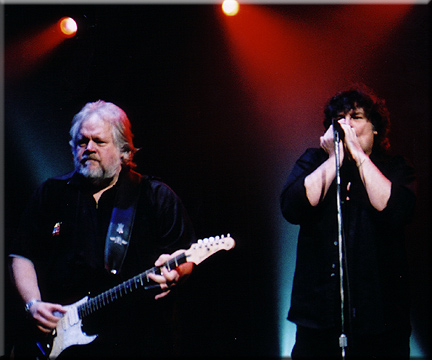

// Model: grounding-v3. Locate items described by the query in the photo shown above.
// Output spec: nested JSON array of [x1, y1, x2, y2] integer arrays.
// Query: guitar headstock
[[185, 234, 235, 265]]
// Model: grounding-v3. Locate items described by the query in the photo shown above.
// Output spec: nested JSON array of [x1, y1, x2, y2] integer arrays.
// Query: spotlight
[[222, 0, 239, 17], [58, 17, 78, 38]]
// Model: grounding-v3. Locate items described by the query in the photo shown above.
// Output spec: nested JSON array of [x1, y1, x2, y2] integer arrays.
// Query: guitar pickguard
[[49, 296, 97, 359]]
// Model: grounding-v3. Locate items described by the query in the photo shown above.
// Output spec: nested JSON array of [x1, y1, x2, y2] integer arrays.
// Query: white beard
[[75, 157, 121, 185]]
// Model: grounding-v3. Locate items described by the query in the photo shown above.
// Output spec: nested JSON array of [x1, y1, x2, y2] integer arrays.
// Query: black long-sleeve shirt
[[280, 148, 416, 335], [9, 168, 196, 356]]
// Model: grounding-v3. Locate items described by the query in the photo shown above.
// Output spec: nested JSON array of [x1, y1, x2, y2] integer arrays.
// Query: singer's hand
[[307, 125, 345, 207], [339, 123, 367, 165], [320, 124, 344, 162]]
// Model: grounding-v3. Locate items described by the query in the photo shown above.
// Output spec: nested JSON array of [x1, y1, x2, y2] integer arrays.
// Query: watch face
[[25, 300, 38, 312]]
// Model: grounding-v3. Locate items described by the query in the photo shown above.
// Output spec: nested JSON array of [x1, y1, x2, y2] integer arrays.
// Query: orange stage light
[[222, 0, 239, 17], [6, 16, 79, 81], [58, 17, 78, 38]]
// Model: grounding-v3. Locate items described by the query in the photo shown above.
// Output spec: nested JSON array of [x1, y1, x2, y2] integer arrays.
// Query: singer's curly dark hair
[[323, 84, 391, 152]]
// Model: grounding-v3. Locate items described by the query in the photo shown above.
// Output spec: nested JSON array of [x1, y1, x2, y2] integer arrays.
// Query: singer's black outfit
[[9, 168, 196, 358], [280, 148, 416, 359]]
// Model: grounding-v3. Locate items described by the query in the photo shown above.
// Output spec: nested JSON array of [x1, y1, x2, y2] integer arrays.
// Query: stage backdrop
[[3, 4, 430, 357]]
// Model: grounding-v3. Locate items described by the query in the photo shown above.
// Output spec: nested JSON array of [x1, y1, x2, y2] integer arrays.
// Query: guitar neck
[[75, 234, 236, 320], [77, 252, 187, 319]]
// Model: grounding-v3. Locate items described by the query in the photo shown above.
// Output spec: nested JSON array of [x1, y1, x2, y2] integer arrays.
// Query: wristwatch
[[25, 299, 40, 312]]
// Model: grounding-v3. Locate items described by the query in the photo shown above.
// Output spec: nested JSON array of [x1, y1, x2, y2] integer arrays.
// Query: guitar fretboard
[[77, 252, 187, 319]]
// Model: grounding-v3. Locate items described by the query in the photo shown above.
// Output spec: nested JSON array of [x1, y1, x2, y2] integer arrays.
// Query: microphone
[[333, 120, 345, 141]]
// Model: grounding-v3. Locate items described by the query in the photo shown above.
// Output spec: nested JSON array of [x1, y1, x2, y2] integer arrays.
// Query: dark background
[[3, 3, 430, 357]]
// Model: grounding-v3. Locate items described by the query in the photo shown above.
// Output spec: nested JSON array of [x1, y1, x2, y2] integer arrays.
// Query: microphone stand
[[333, 120, 348, 359]]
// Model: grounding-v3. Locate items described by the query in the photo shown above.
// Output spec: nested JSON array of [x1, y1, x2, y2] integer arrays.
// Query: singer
[[280, 84, 416, 359]]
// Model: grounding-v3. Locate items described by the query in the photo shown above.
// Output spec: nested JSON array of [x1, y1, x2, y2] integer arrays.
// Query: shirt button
[[334, 241, 338, 246]]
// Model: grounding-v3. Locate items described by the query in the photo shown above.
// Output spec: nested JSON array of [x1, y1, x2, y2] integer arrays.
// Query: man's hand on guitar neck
[[27, 300, 67, 333], [147, 249, 194, 300]]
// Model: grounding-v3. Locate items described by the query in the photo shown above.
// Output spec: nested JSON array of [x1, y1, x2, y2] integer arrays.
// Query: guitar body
[[39, 297, 98, 359]]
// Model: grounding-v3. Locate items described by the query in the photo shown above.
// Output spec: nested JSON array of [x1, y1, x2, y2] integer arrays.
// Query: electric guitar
[[35, 234, 235, 359]]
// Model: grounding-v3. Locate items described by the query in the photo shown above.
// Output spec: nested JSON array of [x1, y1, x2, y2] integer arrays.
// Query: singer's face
[[73, 115, 122, 183], [335, 107, 376, 155]]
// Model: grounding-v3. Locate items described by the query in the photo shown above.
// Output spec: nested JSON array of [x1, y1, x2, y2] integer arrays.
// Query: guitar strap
[[104, 170, 143, 275]]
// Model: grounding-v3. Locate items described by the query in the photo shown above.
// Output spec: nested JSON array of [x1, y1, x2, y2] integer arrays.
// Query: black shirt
[[280, 148, 416, 335], [10, 168, 196, 356]]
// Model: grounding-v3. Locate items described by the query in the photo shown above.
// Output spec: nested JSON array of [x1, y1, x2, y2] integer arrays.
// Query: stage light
[[222, 0, 239, 17], [58, 17, 78, 38]]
